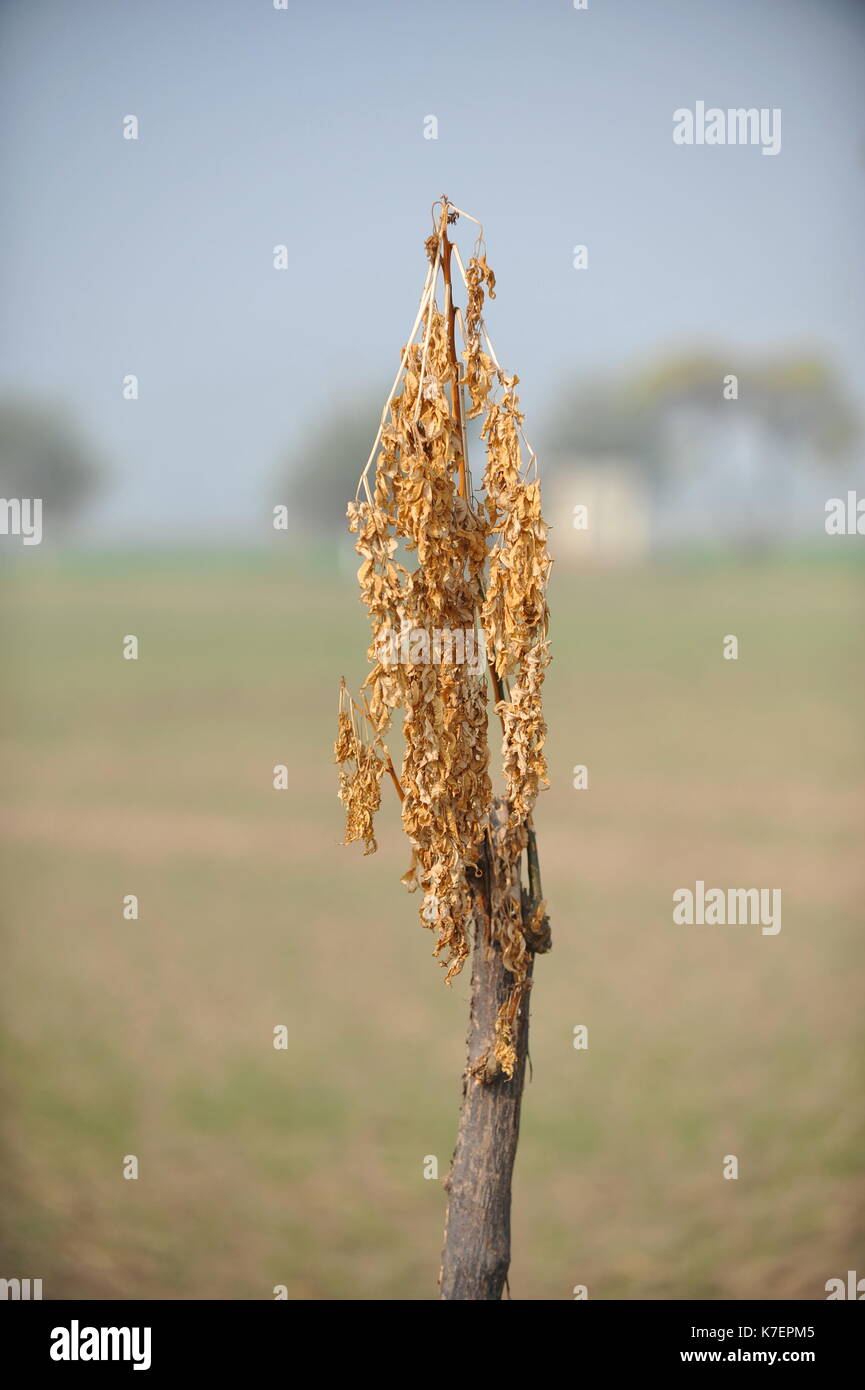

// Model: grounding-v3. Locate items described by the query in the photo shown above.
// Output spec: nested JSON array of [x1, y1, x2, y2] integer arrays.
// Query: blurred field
[[1, 547, 863, 1300]]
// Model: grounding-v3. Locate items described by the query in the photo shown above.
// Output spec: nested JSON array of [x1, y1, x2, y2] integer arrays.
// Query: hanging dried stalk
[[334, 198, 552, 1299]]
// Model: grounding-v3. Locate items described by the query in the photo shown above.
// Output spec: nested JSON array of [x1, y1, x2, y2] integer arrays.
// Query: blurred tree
[[544, 373, 648, 461], [0, 398, 103, 527], [284, 396, 381, 533], [544, 350, 859, 482], [633, 351, 859, 459]]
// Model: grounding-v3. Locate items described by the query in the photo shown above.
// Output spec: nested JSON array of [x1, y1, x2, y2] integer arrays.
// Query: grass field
[[1, 547, 863, 1299]]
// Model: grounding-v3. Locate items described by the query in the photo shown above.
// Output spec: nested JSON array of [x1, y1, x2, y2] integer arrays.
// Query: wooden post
[[439, 801, 543, 1301]]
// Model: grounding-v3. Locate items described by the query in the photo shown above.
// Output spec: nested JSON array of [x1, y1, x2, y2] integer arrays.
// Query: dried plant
[[333, 198, 552, 1299]]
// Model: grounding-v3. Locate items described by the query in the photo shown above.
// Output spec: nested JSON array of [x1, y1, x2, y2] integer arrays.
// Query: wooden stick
[[439, 800, 535, 1301]]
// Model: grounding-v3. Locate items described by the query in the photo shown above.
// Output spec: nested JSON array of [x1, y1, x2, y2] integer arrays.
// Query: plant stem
[[435, 210, 548, 1298], [439, 202, 467, 501]]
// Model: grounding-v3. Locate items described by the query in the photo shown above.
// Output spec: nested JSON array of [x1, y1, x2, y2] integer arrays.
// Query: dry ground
[[1, 548, 862, 1299]]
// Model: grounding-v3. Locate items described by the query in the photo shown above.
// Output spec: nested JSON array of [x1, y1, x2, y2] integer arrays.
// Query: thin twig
[[439, 204, 468, 501], [356, 257, 437, 501]]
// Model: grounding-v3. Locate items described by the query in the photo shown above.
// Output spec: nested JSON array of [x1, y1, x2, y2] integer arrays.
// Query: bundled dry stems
[[334, 197, 551, 1085]]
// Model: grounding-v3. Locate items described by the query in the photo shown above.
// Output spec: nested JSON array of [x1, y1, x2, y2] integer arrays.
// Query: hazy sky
[[1, 0, 863, 536]]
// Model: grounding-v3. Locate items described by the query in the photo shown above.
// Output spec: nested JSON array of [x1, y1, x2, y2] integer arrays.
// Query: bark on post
[[439, 800, 549, 1300]]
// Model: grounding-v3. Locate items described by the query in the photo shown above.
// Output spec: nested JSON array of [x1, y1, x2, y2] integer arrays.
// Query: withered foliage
[[334, 683, 385, 857], [334, 202, 551, 1069]]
